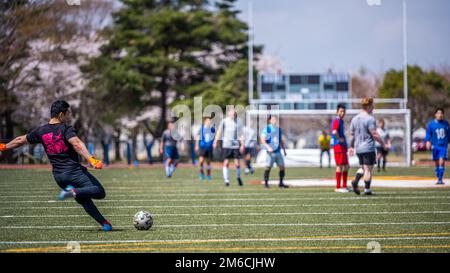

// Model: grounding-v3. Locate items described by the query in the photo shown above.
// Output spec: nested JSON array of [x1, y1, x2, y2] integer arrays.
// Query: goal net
[[246, 107, 411, 167]]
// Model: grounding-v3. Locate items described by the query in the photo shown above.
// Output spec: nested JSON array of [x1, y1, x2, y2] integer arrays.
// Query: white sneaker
[[335, 188, 349, 193], [244, 168, 250, 175]]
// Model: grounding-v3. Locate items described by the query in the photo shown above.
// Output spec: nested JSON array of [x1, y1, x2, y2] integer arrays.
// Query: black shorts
[[357, 152, 376, 166], [199, 147, 213, 159], [223, 148, 241, 160], [376, 147, 389, 156], [244, 147, 257, 157]]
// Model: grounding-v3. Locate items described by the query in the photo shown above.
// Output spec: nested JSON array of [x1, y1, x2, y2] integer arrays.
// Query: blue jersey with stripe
[[199, 125, 215, 149], [261, 125, 282, 153], [330, 117, 347, 148], [425, 119, 450, 148]]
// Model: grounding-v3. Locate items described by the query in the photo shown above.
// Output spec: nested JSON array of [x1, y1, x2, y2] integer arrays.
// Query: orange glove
[[0, 143, 6, 152], [88, 156, 103, 169]]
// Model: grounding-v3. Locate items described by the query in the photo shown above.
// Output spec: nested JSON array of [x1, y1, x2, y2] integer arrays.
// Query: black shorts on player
[[376, 147, 389, 157], [199, 147, 213, 160], [357, 152, 376, 166], [223, 148, 241, 160], [244, 147, 257, 157]]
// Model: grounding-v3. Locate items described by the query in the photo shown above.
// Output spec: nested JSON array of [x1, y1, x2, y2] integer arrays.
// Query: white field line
[[1, 236, 450, 245], [0, 196, 449, 203], [1, 221, 450, 229], [1, 202, 449, 210], [0, 191, 448, 199], [1, 211, 450, 218]]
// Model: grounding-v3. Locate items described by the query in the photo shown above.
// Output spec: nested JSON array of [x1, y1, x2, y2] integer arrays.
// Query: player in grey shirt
[[243, 124, 258, 175], [349, 98, 386, 195], [213, 109, 245, 187], [375, 119, 392, 172]]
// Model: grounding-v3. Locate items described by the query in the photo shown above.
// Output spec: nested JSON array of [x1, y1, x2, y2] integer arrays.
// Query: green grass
[[0, 166, 449, 253]]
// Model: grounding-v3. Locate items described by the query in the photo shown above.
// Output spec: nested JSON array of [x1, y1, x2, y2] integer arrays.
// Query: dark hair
[[50, 100, 70, 118], [435, 108, 444, 114], [337, 104, 346, 111], [267, 115, 277, 123]]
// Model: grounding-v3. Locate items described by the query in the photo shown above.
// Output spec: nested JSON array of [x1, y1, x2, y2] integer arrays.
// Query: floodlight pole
[[248, 0, 254, 104], [403, 0, 408, 108]]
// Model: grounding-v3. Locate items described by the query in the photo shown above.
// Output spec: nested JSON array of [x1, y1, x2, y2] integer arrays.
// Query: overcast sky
[[234, 0, 450, 75]]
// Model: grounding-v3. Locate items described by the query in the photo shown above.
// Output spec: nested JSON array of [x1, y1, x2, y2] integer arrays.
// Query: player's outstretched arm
[[68, 136, 103, 169], [0, 135, 28, 151]]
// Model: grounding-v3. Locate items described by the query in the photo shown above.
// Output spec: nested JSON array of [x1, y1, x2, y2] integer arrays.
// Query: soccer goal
[[246, 105, 412, 167]]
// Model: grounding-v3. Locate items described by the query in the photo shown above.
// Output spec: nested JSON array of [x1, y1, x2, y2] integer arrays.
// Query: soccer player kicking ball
[[0, 100, 112, 231], [213, 109, 245, 187], [195, 117, 215, 181], [330, 104, 350, 193], [425, 108, 449, 185], [261, 116, 288, 189], [349, 98, 387, 196], [160, 120, 180, 178]]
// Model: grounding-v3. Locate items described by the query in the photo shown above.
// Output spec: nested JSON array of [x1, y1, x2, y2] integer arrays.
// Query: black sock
[[264, 169, 270, 185], [377, 160, 381, 169], [382, 158, 386, 170], [364, 180, 371, 190], [354, 172, 364, 185], [76, 198, 106, 225], [279, 170, 285, 185], [246, 160, 251, 169]]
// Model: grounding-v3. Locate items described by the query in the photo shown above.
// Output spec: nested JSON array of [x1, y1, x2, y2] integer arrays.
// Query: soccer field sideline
[[1, 167, 450, 253]]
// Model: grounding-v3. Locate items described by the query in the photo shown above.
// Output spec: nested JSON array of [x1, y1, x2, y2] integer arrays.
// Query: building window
[[289, 75, 302, 85], [262, 83, 274, 92], [336, 82, 349, 91], [307, 75, 320, 84], [324, 83, 334, 90]]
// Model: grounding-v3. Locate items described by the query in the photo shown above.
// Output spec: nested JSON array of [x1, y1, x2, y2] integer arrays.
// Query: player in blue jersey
[[195, 117, 216, 180], [425, 108, 450, 185], [260, 115, 288, 189]]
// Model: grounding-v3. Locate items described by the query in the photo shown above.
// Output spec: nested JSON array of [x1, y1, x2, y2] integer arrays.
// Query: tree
[[88, 0, 253, 138], [379, 65, 450, 129]]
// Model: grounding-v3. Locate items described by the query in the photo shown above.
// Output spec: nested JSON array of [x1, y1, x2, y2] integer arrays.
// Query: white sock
[[165, 163, 170, 176], [223, 167, 230, 182], [235, 167, 241, 178], [170, 164, 176, 174]]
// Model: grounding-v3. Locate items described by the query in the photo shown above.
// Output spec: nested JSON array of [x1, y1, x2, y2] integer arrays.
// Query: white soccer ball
[[133, 211, 153, 230]]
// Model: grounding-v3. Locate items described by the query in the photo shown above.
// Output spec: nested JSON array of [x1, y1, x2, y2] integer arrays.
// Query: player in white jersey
[[349, 98, 386, 195], [375, 119, 391, 172], [261, 115, 288, 189], [213, 109, 245, 187], [243, 124, 258, 175]]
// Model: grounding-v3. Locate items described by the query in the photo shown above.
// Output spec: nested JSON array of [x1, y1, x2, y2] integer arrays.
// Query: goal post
[[246, 107, 412, 168]]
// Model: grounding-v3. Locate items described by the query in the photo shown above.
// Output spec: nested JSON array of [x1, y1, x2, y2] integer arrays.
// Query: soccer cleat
[[279, 183, 289, 189], [264, 182, 270, 189], [364, 189, 373, 195], [436, 181, 445, 185], [351, 181, 360, 195], [58, 185, 75, 201], [244, 168, 250, 175], [339, 188, 350, 193], [237, 178, 243, 186], [200, 173, 206, 180], [250, 168, 255, 175], [225, 180, 230, 187], [102, 220, 113, 231], [207, 175, 212, 181]]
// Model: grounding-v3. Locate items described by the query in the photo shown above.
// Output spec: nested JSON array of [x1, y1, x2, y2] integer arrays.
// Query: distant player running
[[0, 100, 112, 231], [330, 104, 350, 193], [195, 117, 215, 180], [261, 115, 288, 189], [376, 119, 392, 172], [318, 130, 331, 168], [160, 120, 180, 178], [243, 123, 258, 175], [425, 108, 449, 185], [213, 109, 245, 187], [349, 98, 386, 195]]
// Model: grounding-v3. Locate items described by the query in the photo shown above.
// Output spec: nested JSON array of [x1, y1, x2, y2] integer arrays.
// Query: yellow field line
[[375, 176, 440, 181], [5, 245, 450, 253], [3, 232, 450, 253]]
